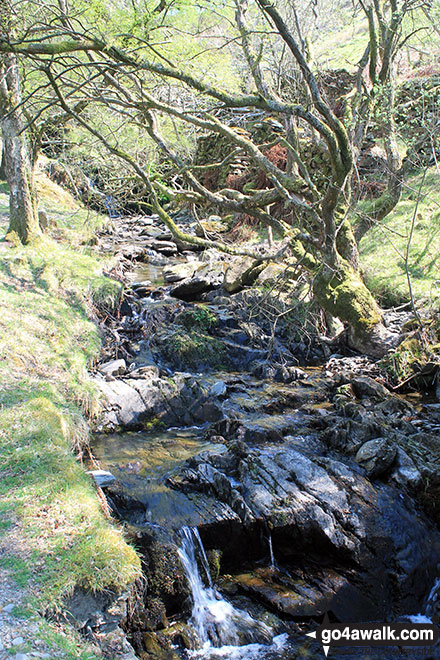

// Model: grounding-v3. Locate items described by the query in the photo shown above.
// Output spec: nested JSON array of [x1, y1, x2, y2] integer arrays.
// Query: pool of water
[[92, 426, 219, 529]]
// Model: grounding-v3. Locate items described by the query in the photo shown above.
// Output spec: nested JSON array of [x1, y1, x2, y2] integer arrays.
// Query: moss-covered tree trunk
[[288, 215, 389, 355], [0, 54, 40, 244], [313, 257, 378, 336]]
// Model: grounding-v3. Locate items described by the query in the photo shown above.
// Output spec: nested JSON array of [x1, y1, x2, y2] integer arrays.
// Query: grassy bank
[[0, 172, 141, 656], [359, 167, 440, 309]]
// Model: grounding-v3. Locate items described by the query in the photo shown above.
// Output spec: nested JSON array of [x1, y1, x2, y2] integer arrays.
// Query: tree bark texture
[[0, 54, 39, 243]]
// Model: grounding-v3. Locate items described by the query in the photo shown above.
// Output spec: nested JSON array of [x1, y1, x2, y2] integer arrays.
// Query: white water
[[268, 532, 276, 570], [407, 577, 440, 624], [188, 634, 289, 659], [178, 527, 288, 659]]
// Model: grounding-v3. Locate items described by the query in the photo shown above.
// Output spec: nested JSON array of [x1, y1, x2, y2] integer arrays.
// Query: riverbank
[[0, 173, 141, 659]]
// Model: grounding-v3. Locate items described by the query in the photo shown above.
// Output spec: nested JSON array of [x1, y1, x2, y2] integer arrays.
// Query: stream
[[91, 216, 440, 659]]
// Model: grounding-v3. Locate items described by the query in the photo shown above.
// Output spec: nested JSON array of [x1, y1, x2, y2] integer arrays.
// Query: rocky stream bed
[[84, 213, 440, 659]]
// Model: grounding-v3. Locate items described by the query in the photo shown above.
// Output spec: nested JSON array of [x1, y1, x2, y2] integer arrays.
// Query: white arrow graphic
[[306, 629, 330, 656]]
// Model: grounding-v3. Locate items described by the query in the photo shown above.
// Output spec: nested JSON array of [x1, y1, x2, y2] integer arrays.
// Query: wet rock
[[355, 438, 397, 478], [65, 587, 129, 634], [99, 359, 127, 377], [94, 373, 222, 431], [351, 376, 391, 399], [391, 447, 422, 490], [237, 421, 285, 444], [88, 469, 116, 488], [128, 344, 158, 372], [231, 567, 378, 622], [274, 365, 307, 383], [172, 440, 440, 619], [425, 579, 440, 623], [151, 240, 178, 256], [96, 379, 147, 429], [131, 283, 154, 298], [170, 276, 219, 300], [224, 257, 267, 294], [140, 250, 168, 266], [130, 535, 190, 625], [128, 365, 159, 379], [210, 381, 227, 397], [170, 262, 224, 300], [163, 262, 197, 283], [377, 396, 414, 416], [321, 415, 382, 454]]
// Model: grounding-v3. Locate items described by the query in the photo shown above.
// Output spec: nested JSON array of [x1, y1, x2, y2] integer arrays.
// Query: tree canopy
[[0, 0, 437, 353]]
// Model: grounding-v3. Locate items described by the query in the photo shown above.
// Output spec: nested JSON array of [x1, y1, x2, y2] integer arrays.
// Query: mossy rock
[[380, 336, 424, 383], [207, 549, 222, 581], [176, 305, 218, 331], [161, 329, 227, 369], [146, 542, 188, 600]]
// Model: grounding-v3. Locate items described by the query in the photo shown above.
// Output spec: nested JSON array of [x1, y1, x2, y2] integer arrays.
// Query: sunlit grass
[[314, 7, 440, 72], [0, 176, 141, 621], [359, 167, 440, 307]]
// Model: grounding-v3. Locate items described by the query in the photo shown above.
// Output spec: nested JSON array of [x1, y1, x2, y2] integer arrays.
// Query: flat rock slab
[[94, 372, 222, 431]]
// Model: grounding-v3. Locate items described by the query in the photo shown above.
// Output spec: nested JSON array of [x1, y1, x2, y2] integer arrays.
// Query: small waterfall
[[407, 577, 440, 624], [267, 532, 276, 570], [178, 527, 287, 658]]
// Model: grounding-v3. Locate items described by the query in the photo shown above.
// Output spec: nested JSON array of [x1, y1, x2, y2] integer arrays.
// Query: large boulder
[[94, 372, 222, 431], [151, 239, 178, 255], [351, 375, 391, 399], [224, 257, 267, 294], [163, 262, 198, 283], [170, 263, 225, 300], [170, 440, 440, 620], [355, 438, 397, 478]]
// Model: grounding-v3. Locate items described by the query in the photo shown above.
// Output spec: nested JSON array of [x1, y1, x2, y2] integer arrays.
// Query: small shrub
[[177, 305, 218, 331]]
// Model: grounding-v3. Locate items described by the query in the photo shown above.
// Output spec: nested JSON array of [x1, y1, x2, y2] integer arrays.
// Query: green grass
[[314, 6, 440, 72], [315, 15, 369, 70], [359, 167, 440, 307], [0, 173, 141, 650]]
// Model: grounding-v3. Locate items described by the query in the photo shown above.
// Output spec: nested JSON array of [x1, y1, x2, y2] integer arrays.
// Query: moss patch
[[176, 305, 218, 331], [313, 260, 381, 338], [379, 337, 424, 382], [161, 329, 227, 369]]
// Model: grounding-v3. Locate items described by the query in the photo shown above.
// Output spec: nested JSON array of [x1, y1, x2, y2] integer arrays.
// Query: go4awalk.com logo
[[306, 615, 439, 657]]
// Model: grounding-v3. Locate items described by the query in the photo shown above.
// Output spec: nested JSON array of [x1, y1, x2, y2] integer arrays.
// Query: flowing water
[[94, 240, 440, 659], [92, 427, 218, 529], [267, 532, 276, 571], [177, 526, 289, 659], [408, 578, 440, 624]]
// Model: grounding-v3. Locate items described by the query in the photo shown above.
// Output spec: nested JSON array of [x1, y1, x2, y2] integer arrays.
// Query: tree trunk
[[0, 54, 40, 244], [313, 258, 397, 357], [0, 144, 6, 180]]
